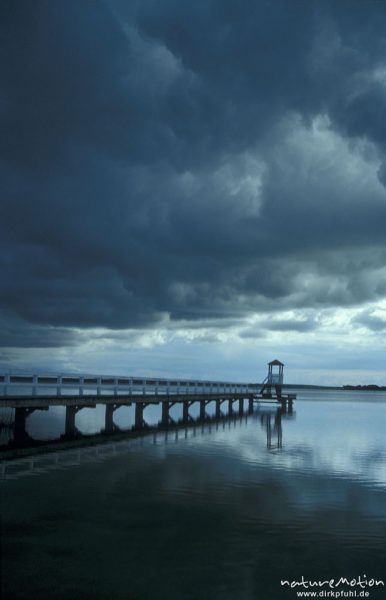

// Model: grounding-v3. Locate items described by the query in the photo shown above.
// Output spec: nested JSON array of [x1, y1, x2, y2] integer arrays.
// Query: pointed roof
[[268, 359, 284, 366]]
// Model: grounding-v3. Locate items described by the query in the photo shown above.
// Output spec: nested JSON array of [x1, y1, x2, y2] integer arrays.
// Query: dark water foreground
[[1, 391, 386, 600]]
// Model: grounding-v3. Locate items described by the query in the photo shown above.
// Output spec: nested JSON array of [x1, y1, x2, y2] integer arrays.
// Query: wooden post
[[215, 399, 221, 419], [14, 407, 32, 443], [238, 398, 244, 416], [105, 404, 115, 433], [135, 403, 144, 429], [228, 399, 233, 416], [162, 401, 170, 426], [183, 401, 189, 422], [200, 400, 206, 420], [248, 397, 253, 414], [14, 407, 27, 435], [65, 406, 78, 437]]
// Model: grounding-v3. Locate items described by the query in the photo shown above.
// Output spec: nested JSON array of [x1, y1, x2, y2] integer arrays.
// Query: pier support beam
[[63, 404, 95, 438], [64, 405, 91, 437], [14, 407, 36, 444], [238, 398, 244, 416], [183, 401, 190, 423], [199, 400, 206, 420], [104, 404, 121, 433], [162, 401, 170, 427], [215, 399, 221, 419], [135, 403, 145, 429], [248, 397, 254, 414], [65, 406, 78, 437], [275, 384, 282, 399], [228, 399, 234, 416]]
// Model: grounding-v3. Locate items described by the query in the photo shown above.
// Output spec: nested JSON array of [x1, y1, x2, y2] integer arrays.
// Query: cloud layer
[[1, 0, 386, 374]]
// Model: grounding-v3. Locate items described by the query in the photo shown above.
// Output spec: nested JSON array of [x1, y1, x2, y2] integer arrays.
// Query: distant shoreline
[[342, 384, 386, 391], [283, 384, 386, 391]]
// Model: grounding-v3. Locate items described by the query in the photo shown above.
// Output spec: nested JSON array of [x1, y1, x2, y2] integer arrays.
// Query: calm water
[[2, 390, 386, 600]]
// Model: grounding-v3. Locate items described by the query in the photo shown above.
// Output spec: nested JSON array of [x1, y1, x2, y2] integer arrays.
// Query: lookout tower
[[260, 359, 284, 398]]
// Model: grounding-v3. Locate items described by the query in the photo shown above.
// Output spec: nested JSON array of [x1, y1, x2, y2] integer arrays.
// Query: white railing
[[0, 372, 259, 398]]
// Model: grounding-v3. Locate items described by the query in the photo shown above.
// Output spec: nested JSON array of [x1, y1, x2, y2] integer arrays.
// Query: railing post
[[57, 376, 62, 396]]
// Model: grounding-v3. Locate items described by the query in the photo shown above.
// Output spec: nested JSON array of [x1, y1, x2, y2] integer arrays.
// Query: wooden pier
[[0, 362, 296, 445]]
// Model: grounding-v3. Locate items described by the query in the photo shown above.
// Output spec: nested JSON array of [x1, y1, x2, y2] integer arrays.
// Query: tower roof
[[268, 359, 284, 366]]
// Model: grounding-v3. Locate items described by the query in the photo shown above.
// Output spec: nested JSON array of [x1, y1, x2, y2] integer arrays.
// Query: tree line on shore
[[343, 384, 386, 391]]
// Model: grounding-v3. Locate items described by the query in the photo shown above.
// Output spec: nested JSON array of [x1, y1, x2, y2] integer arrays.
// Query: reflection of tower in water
[[260, 410, 282, 450], [259, 407, 295, 450]]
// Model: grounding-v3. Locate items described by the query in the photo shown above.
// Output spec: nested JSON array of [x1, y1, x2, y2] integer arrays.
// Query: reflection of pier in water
[[1, 405, 295, 476], [1, 418, 244, 480]]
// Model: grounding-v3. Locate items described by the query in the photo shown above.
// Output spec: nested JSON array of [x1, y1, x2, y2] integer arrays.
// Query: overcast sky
[[1, 0, 386, 384]]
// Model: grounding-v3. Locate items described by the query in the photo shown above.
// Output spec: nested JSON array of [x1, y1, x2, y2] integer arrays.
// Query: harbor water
[[1, 389, 386, 599]]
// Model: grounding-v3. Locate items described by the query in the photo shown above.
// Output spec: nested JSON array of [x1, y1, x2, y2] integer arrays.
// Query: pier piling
[[65, 406, 78, 437], [215, 399, 221, 419], [199, 400, 206, 420], [238, 398, 244, 416], [14, 407, 35, 443], [135, 403, 145, 429], [104, 404, 121, 433], [162, 401, 170, 426]]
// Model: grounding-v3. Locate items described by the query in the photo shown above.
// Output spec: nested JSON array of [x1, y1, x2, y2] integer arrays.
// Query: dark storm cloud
[[1, 0, 386, 348], [0, 314, 78, 348]]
